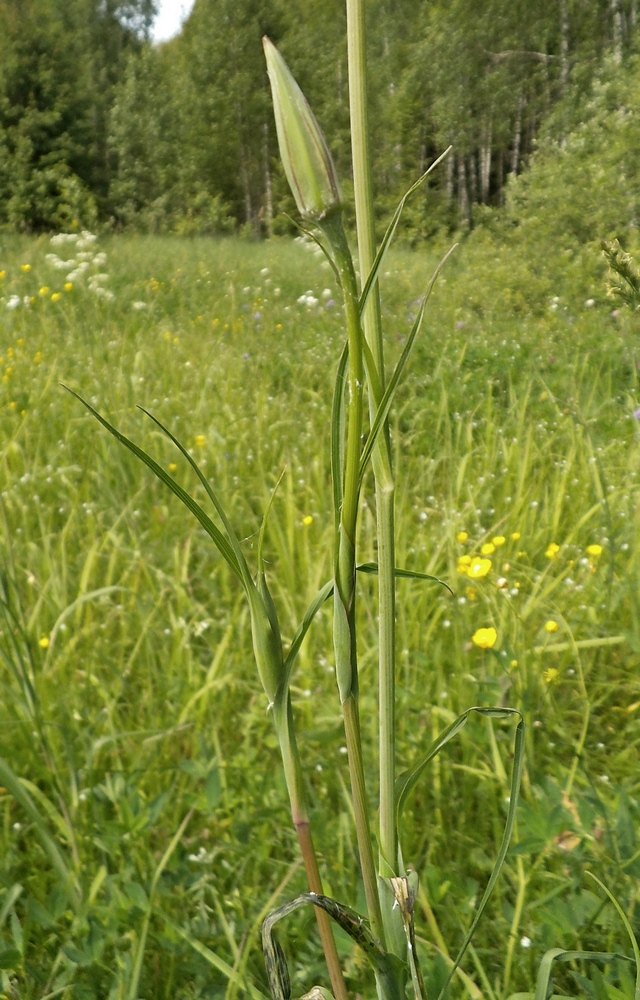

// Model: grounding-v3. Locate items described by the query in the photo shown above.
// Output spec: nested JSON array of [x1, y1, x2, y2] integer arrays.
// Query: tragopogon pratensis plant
[[65, 3, 527, 998]]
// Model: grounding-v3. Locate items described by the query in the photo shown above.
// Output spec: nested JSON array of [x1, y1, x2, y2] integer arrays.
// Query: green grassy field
[[0, 230, 639, 1000]]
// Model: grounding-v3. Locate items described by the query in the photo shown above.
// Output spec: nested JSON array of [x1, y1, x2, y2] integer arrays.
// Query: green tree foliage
[[0, 0, 637, 232], [0, 0, 155, 230]]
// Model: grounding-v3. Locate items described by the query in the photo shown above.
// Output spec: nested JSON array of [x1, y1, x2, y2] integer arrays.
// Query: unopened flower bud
[[263, 36, 341, 221]]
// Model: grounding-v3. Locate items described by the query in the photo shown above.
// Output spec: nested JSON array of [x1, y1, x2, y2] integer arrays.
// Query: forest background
[[1, 0, 639, 239]]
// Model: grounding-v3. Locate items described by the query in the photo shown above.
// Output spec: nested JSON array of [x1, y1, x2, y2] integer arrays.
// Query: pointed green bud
[[248, 584, 283, 705], [263, 36, 341, 221]]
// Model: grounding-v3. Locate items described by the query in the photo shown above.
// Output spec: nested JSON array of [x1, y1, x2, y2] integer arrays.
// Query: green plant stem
[[322, 212, 386, 951], [345, 0, 398, 890], [502, 855, 528, 996], [273, 696, 348, 1000]]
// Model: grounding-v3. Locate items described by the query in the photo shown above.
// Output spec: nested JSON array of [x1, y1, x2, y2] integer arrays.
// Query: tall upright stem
[[346, 0, 397, 883], [324, 214, 386, 951]]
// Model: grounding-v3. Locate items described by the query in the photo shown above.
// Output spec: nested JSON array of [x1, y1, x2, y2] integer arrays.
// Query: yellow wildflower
[[195, 435, 206, 448], [492, 536, 506, 547], [481, 542, 496, 556], [64, 282, 73, 292], [39, 286, 49, 296], [33, 352, 43, 364], [457, 555, 471, 573], [168, 463, 178, 474], [545, 543, 560, 559], [20, 264, 31, 272], [510, 659, 519, 669], [50, 292, 62, 303], [543, 667, 559, 684], [302, 515, 313, 526], [465, 587, 477, 601], [472, 627, 497, 649], [457, 531, 468, 543], [467, 557, 492, 579], [511, 532, 521, 541], [38, 636, 49, 649], [544, 620, 559, 633], [0, 270, 5, 279], [586, 544, 603, 557]]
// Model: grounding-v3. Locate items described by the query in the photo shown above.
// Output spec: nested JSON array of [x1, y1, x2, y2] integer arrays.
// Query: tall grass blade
[[63, 388, 244, 582], [395, 709, 524, 999], [358, 147, 452, 317], [359, 245, 457, 486], [0, 758, 80, 912], [127, 808, 194, 1000], [283, 580, 333, 685], [530, 948, 635, 1000], [166, 920, 268, 1000], [330, 343, 349, 522], [0, 886, 22, 928], [356, 563, 452, 592], [585, 872, 640, 1000], [138, 406, 253, 589]]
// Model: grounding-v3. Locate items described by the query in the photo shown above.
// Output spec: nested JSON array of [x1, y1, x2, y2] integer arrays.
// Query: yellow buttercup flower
[[472, 627, 497, 649], [302, 515, 313, 526], [543, 667, 559, 684], [38, 636, 49, 649], [33, 352, 43, 364], [50, 292, 62, 303], [64, 282, 73, 292], [586, 544, 603, 557], [457, 531, 468, 543], [467, 557, 492, 579], [0, 270, 6, 279], [511, 532, 521, 541], [492, 536, 506, 547], [20, 263, 31, 272], [168, 463, 178, 474], [39, 286, 49, 296], [544, 620, 559, 633], [545, 543, 560, 559], [481, 541, 496, 556], [195, 435, 206, 448]]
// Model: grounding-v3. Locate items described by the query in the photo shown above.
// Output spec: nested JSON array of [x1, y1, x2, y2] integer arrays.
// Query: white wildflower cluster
[[46, 231, 114, 301]]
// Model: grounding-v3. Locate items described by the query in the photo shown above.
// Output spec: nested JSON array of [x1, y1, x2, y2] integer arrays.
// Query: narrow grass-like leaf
[[283, 580, 334, 686], [395, 708, 524, 1000], [166, 919, 268, 1000], [0, 758, 80, 912], [585, 872, 640, 1000], [284, 214, 341, 283], [331, 343, 349, 522], [258, 470, 286, 576], [128, 808, 194, 1000], [262, 893, 402, 1000], [436, 711, 524, 1000], [356, 563, 452, 594], [532, 948, 634, 1000], [63, 388, 244, 583], [0, 886, 22, 928], [358, 147, 452, 317], [359, 245, 457, 486], [138, 406, 253, 590]]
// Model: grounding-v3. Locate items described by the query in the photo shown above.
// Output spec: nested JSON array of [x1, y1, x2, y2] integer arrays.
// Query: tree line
[[0, 0, 636, 235]]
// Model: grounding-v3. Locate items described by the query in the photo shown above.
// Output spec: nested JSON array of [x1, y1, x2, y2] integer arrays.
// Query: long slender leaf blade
[[283, 580, 334, 687], [359, 146, 452, 317], [356, 562, 452, 594], [284, 214, 341, 283], [585, 872, 640, 1000], [0, 758, 80, 911], [437, 713, 525, 999], [331, 343, 349, 523], [0, 885, 22, 928], [138, 406, 252, 588], [534, 948, 634, 1000], [166, 919, 268, 1000], [359, 244, 457, 485], [63, 388, 244, 583]]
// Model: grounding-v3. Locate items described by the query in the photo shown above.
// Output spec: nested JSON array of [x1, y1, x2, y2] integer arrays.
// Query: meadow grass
[[0, 231, 639, 1000]]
